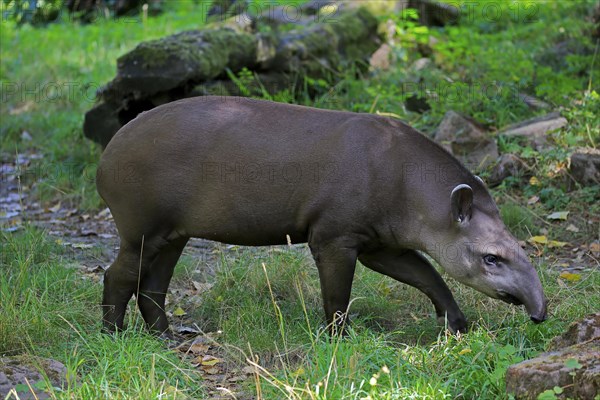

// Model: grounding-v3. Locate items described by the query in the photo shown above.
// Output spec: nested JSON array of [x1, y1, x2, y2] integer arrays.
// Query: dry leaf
[[201, 356, 221, 366], [49, 202, 61, 213], [547, 211, 569, 220], [173, 307, 187, 317], [590, 242, 600, 253], [201, 366, 220, 374], [242, 366, 255, 375], [527, 196, 539, 205], [547, 240, 568, 248], [528, 235, 548, 245], [566, 224, 579, 233], [559, 271, 581, 282], [189, 342, 210, 355]]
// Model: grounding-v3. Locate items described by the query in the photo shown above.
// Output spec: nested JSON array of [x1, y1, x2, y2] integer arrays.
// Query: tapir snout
[[497, 264, 548, 323]]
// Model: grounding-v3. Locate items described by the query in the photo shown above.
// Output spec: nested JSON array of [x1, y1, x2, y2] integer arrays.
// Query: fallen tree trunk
[[84, 5, 381, 147]]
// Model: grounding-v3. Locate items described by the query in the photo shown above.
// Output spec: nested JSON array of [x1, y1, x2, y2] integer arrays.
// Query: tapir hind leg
[[102, 238, 162, 333], [137, 237, 189, 335], [358, 248, 468, 333], [309, 239, 358, 333]]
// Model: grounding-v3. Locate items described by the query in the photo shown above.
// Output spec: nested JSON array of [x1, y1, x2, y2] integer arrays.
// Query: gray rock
[[499, 112, 568, 148], [506, 313, 600, 400], [410, 57, 432, 72], [549, 312, 600, 351], [0, 356, 67, 399], [488, 153, 530, 187], [570, 149, 600, 187], [434, 111, 498, 171]]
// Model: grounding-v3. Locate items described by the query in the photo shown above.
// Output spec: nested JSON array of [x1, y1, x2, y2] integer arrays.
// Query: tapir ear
[[450, 184, 473, 224]]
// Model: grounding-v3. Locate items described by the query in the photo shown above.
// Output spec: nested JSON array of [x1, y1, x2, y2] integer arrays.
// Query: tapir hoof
[[438, 315, 468, 334]]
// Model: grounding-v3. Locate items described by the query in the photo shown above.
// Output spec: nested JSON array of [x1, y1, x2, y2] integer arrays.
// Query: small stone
[[548, 312, 600, 351], [434, 111, 498, 171], [499, 112, 568, 148], [0, 356, 67, 399], [488, 153, 530, 187], [506, 313, 600, 400], [569, 148, 600, 187]]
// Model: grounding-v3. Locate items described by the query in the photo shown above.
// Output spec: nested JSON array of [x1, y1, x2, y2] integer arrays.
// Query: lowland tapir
[[97, 96, 547, 335]]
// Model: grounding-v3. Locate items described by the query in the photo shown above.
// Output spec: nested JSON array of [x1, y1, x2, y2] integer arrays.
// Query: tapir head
[[433, 183, 547, 323]]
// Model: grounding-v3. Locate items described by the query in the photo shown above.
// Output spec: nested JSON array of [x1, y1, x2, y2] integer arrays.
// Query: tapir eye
[[483, 254, 498, 266]]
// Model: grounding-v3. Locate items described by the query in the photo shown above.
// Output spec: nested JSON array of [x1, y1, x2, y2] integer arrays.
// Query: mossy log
[[83, 6, 381, 147]]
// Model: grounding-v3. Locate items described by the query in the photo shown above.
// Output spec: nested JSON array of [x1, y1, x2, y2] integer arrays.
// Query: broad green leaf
[[564, 358, 583, 369]]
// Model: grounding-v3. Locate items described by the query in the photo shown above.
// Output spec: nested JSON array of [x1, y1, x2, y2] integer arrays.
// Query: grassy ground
[[1, 0, 599, 399]]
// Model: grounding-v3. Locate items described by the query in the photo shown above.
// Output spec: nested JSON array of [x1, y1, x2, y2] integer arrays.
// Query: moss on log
[[83, 5, 381, 147]]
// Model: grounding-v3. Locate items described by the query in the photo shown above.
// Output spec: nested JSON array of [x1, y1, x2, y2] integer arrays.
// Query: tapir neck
[[383, 121, 487, 251]]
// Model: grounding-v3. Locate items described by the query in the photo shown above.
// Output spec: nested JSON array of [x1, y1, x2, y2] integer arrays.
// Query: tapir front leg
[[309, 239, 358, 334], [358, 248, 467, 333]]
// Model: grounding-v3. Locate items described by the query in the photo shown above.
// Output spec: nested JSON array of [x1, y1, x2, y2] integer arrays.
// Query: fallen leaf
[[559, 271, 581, 282], [527, 196, 539, 205], [48, 202, 61, 213], [566, 224, 579, 233], [528, 235, 548, 245], [189, 342, 210, 355], [228, 375, 247, 382], [529, 176, 540, 186], [201, 366, 220, 374], [96, 208, 112, 219], [175, 325, 200, 335], [548, 240, 568, 248], [590, 242, 600, 253], [242, 366, 255, 375], [201, 356, 221, 366], [547, 211, 569, 220], [458, 348, 472, 355], [173, 307, 187, 317]]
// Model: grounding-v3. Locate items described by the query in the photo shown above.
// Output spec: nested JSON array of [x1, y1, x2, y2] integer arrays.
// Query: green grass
[[0, 227, 205, 398], [184, 244, 598, 399], [3, 226, 598, 399]]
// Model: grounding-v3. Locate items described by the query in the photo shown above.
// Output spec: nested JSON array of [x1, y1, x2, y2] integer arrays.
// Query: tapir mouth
[[497, 291, 523, 306]]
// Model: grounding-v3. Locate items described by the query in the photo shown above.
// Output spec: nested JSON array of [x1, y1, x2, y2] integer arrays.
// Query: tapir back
[[97, 96, 400, 246]]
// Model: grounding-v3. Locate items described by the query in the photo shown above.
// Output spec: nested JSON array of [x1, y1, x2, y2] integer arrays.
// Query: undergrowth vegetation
[[1, 0, 599, 398]]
